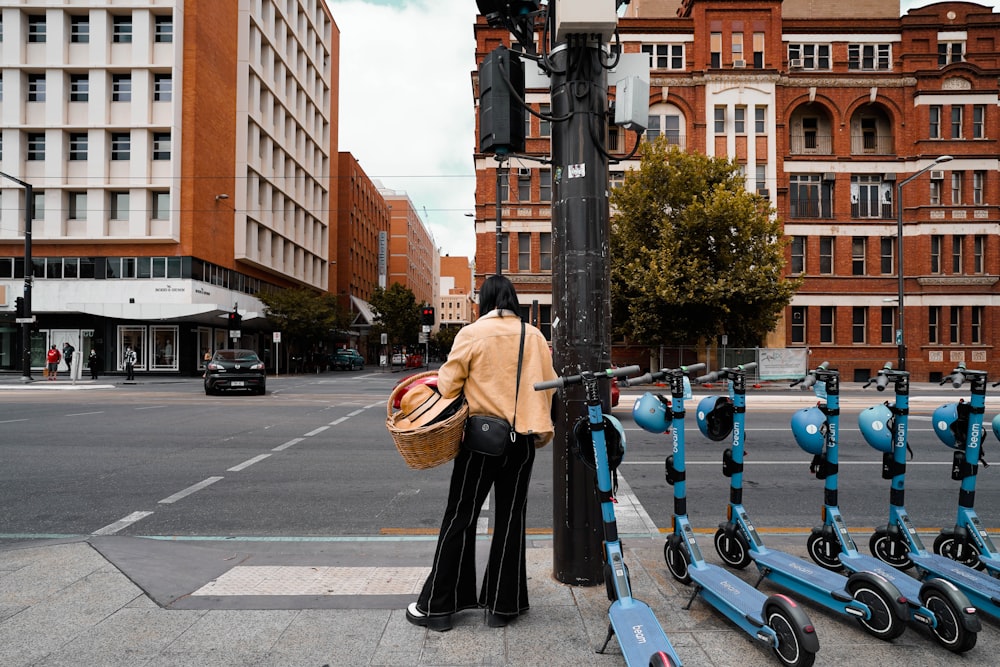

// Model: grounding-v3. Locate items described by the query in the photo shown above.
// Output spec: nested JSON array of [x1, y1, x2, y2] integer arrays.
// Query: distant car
[[391, 353, 406, 366], [332, 348, 364, 370], [204, 349, 266, 395]]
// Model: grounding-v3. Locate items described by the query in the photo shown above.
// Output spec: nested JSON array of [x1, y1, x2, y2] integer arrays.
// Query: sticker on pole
[[567, 164, 586, 178]]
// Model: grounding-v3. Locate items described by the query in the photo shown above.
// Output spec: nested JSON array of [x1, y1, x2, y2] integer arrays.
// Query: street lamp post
[[0, 171, 34, 382], [896, 155, 952, 371]]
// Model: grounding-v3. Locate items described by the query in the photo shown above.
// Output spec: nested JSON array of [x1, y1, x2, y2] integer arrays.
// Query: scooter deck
[[690, 562, 768, 623], [752, 549, 852, 601], [840, 552, 921, 597], [912, 551, 1000, 609], [609, 598, 682, 665]]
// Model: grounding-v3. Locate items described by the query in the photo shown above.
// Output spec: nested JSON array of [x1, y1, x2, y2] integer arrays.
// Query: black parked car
[[204, 349, 266, 395], [331, 348, 365, 370]]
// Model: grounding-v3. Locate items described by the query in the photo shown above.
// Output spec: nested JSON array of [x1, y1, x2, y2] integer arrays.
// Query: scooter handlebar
[[695, 361, 756, 384], [623, 363, 706, 387], [791, 361, 830, 389], [532, 365, 641, 391]]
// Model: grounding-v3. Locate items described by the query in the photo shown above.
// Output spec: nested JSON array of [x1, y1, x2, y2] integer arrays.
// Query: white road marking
[[66, 411, 103, 417], [273, 438, 303, 452], [304, 426, 329, 436], [92, 511, 153, 535], [228, 454, 272, 472], [192, 565, 430, 596], [158, 476, 224, 504], [328, 417, 348, 426], [347, 409, 364, 417], [0, 419, 28, 424], [135, 405, 168, 410]]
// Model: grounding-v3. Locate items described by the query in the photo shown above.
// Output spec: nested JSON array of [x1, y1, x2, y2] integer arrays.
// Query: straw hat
[[394, 384, 464, 430]]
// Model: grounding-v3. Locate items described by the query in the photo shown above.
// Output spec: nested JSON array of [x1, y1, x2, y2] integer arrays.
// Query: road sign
[[381, 333, 388, 345], [273, 331, 281, 343], [15, 317, 36, 324], [230, 330, 241, 339]]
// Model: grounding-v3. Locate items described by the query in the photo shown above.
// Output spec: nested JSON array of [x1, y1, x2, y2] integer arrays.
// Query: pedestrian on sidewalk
[[62, 342, 75, 374], [123, 345, 137, 381], [46, 344, 61, 381], [405, 274, 557, 632], [88, 349, 100, 380]]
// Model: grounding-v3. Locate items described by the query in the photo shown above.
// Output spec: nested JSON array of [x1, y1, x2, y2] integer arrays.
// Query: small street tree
[[610, 140, 800, 347], [368, 283, 421, 354], [257, 287, 350, 365]]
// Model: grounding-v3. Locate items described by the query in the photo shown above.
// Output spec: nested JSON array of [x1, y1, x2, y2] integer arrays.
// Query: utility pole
[[0, 171, 34, 382]]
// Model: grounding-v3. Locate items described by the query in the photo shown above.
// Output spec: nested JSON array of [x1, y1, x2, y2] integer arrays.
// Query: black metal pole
[[0, 171, 34, 381], [549, 40, 611, 586], [495, 160, 507, 274]]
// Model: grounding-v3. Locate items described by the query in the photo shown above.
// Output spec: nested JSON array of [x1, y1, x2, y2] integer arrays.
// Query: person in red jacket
[[46, 344, 62, 381]]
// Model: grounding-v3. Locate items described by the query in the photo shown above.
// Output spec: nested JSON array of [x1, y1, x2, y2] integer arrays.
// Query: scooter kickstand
[[597, 623, 615, 654], [683, 584, 703, 610]]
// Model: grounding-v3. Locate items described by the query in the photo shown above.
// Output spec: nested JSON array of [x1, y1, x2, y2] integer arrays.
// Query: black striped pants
[[417, 433, 536, 617]]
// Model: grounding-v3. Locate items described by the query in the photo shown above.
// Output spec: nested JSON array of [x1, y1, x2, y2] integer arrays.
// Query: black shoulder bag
[[462, 321, 525, 456]]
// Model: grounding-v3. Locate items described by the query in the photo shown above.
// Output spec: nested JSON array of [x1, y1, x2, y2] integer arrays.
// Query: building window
[[153, 74, 172, 102], [539, 104, 550, 137], [27, 74, 46, 102], [755, 106, 766, 134], [881, 306, 896, 344], [755, 164, 768, 196], [498, 233, 509, 272], [972, 306, 984, 344], [929, 178, 942, 206], [68, 133, 88, 161], [820, 306, 834, 343], [952, 235, 964, 273], [734, 106, 746, 134], [852, 237, 866, 276], [929, 106, 941, 139], [819, 236, 834, 274], [951, 106, 963, 139], [32, 191, 45, 220], [27, 15, 46, 43], [518, 233, 530, 271], [154, 15, 173, 43], [110, 191, 129, 220], [732, 32, 744, 65], [930, 235, 942, 273], [646, 112, 682, 145], [938, 41, 964, 66], [540, 232, 551, 271], [714, 106, 725, 134], [710, 32, 722, 68], [880, 237, 894, 274], [152, 132, 171, 160], [851, 175, 891, 218], [950, 307, 961, 344], [68, 191, 87, 220], [972, 105, 985, 139], [112, 15, 133, 43], [790, 236, 805, 274], [112, 74, 132, 102], [111, 132, 130, 160], [973, 171, 984, 205], [70, 15, 90, 43], [951, 172, 962, 205], [69, 74, 89, 102], [642, 43, 683, 70], [974, 235, 985, 273], [791, 306, 806, 344], [752, 32, 764, 68], [852, 307, 867, 343], [788, 43, 830, 69], [789, 174, 833, 218], [152, 192, 170, 220], [848, 43, 890, 70], [929, 306, 941, 344], [516, 168, 530, 202], [539, 170, 551, 202], [26, 133, 45, 161]]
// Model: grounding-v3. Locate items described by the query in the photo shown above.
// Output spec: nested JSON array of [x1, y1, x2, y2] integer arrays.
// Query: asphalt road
[[2, 371, 999, 549]]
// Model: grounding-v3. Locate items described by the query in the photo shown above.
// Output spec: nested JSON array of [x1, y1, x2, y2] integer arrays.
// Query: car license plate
[[231, 381, 245, 387]]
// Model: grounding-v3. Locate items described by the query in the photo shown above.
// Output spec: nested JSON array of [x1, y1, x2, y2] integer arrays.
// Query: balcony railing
[[851, 201, 894, 219], [850, 134, 894, 155], [789, 134, 833, 154]]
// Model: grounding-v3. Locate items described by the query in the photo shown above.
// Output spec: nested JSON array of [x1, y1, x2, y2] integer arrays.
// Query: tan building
[[439, 255, 474, 327], [382, 187, 437, 308]]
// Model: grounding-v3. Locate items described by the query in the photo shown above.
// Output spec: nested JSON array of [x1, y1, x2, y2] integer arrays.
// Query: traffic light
[[228, 310, 242, 329], [15, 296, 24, 318], [478, 45, 525, 155], [421, 307, 435, 326]]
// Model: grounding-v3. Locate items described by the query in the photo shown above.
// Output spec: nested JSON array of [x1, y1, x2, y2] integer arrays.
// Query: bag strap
[[511, 321, 525, 441]]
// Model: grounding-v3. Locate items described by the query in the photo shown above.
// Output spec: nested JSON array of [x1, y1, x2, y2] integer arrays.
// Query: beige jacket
[[437, 310, 558, 447]]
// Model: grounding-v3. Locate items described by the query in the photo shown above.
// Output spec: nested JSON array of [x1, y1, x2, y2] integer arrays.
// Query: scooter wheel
[[764, 600, 817, 667], [714, 526, 751, 569], [922, 588, 978, 653], [847, 579, 906, 640], [647, 651, 677, 667], [933, 533, 985, 571], [664, 535, 691, 585], [869, 531, 913, 570], [806, 531, 843, 572]]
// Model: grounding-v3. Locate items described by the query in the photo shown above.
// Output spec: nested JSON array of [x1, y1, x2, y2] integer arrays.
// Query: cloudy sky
[[328, 0, 1000, 260]]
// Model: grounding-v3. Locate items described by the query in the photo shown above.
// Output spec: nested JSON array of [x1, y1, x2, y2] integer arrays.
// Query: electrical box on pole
[[479, 45, 526, 155]]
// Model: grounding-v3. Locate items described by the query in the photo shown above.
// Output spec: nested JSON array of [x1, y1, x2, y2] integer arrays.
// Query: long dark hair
[[478, 274, 520, 315]]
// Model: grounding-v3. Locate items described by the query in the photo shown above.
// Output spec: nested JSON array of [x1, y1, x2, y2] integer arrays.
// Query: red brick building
[[471, 0, 1000, 381]]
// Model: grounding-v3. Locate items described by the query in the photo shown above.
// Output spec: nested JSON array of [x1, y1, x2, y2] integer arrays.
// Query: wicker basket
[[386, 371, 468, 470]]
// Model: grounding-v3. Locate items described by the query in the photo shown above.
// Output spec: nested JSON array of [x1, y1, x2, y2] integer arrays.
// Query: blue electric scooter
[[929, 364, 1000, 574], [629, 365, 819, 667], [862, 363, 1000, 621], [534, 365, 682, 667], [698, 363, 910, 643], [791, 363, 979, 652]]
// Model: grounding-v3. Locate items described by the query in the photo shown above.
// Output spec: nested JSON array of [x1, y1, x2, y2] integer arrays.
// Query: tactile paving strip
[[191, 566, 431, 596]]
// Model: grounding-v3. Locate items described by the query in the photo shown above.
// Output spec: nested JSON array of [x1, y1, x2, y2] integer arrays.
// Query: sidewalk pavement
[[2, 533, 998, 666]]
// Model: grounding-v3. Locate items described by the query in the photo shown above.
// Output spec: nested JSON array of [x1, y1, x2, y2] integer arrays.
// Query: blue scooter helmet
[[932, 402, 966, 449], [632, 392, 672, 434], [858, 403, 895, 453], [790, 406, 827, 455], [572, 414, 627, 471], [993, 414, 1000, 444], [696, 395, 735, 441]]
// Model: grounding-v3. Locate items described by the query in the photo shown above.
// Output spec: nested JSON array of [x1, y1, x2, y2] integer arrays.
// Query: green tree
[[610, 140, 800, 347], [257, 287, 350, 357], [369, 283, 421, 352], [432, 324, 461, 359]]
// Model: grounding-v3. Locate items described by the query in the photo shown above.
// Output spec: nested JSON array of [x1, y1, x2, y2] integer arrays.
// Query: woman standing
[[405, 274, 557, 631]]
